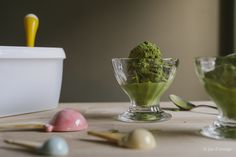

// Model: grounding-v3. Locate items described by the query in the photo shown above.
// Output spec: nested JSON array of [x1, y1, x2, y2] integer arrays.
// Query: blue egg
[[38, 137, 69, 156]]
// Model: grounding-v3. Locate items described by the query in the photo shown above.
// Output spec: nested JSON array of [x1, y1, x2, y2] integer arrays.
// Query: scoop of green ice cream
[[127, 41, 166, 83], [129, 41, 162, 59]]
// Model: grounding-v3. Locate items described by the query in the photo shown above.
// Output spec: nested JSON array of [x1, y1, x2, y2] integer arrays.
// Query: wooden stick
[[87, 131, 123, 143], [0, 123, 45, 131], [4, 139, 39, 151]]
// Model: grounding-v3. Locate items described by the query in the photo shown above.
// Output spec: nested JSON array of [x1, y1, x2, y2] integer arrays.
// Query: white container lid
[[0, 46, 66, 59]]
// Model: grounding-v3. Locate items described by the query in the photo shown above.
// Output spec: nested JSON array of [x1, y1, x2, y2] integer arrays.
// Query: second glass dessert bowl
[[112, 58, 179, 122], [195, 56, 236, 139]]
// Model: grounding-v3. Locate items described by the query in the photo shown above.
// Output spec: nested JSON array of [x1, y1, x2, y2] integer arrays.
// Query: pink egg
[[45, 108, 88, 132]]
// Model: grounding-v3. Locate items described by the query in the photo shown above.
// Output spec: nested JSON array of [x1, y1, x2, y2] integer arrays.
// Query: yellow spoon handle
[[24, 14, 39, 47]]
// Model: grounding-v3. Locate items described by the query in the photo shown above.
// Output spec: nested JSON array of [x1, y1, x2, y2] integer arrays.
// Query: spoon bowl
[[37, 137, 69, 155], [47, 108, 88, 132], [169, 94, 217, 111]]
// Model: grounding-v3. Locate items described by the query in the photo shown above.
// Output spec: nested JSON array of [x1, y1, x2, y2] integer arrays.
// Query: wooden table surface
[[0, 102, 235, 157]]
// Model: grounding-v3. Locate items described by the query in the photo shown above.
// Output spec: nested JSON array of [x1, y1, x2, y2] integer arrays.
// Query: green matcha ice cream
[[122, 41, 171, 107], [122, 82, 166, 107], [202, 53, 236, 119], [129, 41, 162, 59], [127, 41, 167, 83]]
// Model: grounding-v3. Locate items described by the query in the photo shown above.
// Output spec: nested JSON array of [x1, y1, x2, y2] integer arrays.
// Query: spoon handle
[[0, 123, 45, 131], [4, 139, 39, 150], [195, 105, 217, 110], [161, 107, 181, 111], [87, 131, 123, 143], [24, 14, 39, 47]]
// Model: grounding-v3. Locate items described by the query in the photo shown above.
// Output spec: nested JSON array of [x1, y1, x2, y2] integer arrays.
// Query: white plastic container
[[0, 46, 66, 117]]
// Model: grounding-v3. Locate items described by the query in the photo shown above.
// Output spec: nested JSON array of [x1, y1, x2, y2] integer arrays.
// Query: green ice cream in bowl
[[195, 54, 236, 139], [112, 41, 179, 122]]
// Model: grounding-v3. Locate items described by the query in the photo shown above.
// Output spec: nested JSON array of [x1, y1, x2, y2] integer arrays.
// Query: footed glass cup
[[195, 56, 236, 139], [112, 58, 178, 122]]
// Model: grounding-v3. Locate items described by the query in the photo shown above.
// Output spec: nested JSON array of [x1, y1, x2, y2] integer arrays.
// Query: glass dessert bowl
[[195, 55, 236, 139], [112, 58, 179, 122]]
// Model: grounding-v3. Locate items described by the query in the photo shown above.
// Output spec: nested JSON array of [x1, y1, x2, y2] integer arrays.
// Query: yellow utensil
[[88, 129, 156, 149], [24, 14, 39, 47]]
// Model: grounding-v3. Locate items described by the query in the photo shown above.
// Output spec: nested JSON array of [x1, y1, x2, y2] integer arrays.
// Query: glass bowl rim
[[111, 57, 178, 61]]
